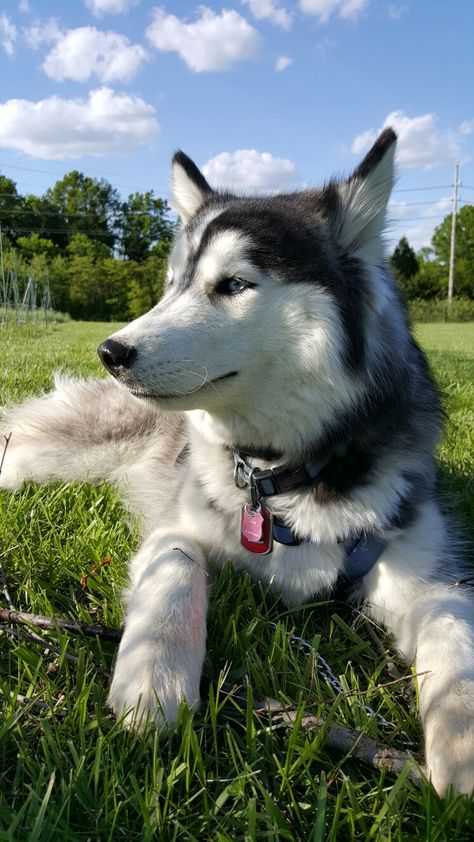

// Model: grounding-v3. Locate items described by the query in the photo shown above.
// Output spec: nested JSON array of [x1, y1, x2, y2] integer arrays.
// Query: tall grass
[[0, 321, 473, 840]]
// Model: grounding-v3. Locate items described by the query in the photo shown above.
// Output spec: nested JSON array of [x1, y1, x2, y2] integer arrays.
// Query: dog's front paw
[[108, 655, 201, 731], [423, 685, 474, 796]]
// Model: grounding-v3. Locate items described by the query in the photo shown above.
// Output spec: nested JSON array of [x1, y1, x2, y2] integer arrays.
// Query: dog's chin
[[125, 370, 239, 410]]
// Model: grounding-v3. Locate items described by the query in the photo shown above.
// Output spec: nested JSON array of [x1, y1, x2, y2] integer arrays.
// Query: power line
[[0, 207, 170, 219], [0, 225, 116, 238], [392, 184, 451, 193], [0, 191, 452, 210], [391, 214, 450, 222], [0, 160, 168, 192], [390, 199, 451, 207]]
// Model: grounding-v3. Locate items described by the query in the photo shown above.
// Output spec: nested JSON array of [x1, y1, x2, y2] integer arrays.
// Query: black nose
[[97, 338, 137, 373]]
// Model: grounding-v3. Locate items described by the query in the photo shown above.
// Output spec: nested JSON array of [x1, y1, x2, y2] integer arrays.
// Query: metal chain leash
[[269, 622, 416, 747]]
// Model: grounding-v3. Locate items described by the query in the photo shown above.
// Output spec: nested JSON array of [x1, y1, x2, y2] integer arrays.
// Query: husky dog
[[1, 130, 473, 796]]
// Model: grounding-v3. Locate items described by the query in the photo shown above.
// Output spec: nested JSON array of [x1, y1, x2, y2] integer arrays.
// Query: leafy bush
[[408, 297, 474, 322]]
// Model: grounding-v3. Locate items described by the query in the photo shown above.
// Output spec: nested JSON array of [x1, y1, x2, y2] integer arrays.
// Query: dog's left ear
[[171, 151, 214, 223], [332, 128, 397, 261]]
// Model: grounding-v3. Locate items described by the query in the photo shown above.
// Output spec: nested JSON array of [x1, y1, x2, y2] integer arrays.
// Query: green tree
[[45, 171, 120, 252], [21, 194, 68, 250], [48, 254, 70, 314], [432, 205, 474, 268], [0, 174, 22, 242], [66, 234, 131, 321], [403, 259, 446, 300], [390, 237, 419, 283], [16, 233, 58, 262], [120, 191, 174, 262], [127, 247, 169, 318], [430, 206, 474, 298]]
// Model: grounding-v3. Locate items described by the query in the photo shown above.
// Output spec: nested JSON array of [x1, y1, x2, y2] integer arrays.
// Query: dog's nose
[[97, 338, 136, 373]]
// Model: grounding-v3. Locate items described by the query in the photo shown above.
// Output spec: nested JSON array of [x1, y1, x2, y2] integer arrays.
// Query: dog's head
[[98, 130, 398, 447]]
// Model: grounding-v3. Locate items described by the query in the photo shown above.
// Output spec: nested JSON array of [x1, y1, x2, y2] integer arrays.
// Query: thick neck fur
[[187, 314, 443, 498]]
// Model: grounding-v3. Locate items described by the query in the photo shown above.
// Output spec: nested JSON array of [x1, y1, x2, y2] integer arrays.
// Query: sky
[[0, 0, 473, 251]]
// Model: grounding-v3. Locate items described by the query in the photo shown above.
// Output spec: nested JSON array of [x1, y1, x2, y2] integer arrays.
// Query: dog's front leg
[[108, 529, 208, 730], [362, 503, 474, 795], [403, 584, 474, 796]]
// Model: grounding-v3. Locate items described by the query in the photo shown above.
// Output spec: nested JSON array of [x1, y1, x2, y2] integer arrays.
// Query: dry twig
[[0, 607, 123, 642], [252, 698, 420, 782], [0, 602, 420, 779]]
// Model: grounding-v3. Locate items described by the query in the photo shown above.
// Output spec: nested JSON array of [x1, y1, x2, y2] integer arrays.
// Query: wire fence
[[1, 242, 55, 328]]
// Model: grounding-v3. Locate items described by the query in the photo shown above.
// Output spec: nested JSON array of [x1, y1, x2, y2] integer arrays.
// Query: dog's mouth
[[130, 370, 238, 400]]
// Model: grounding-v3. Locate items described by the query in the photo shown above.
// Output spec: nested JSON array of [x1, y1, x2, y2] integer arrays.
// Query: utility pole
[[448, 162, 460, 300]]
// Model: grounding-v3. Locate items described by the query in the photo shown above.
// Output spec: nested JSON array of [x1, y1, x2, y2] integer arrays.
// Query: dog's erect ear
[[332, 128, 397, 262], [171, 151, 214, 223]]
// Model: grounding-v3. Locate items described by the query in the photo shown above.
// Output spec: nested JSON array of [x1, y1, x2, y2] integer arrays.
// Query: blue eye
[[216, 277, 255, 296]]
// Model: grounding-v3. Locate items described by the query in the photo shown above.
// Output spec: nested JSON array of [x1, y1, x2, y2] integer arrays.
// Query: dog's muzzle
[[97, 338, 137, 374]]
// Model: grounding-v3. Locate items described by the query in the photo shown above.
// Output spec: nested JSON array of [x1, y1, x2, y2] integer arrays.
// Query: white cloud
[[388, 195, 453, 251], [0, 87, 159, 160], [351, 127, 375, 156], [242, 0, 292, 30], [275, 55, 292, 71], [351, 111, 462, 170], [459, 119, 474, 136], [42, 26, 148, 83], [387, 3, 408, 20], [18, 1, 30, 12], [23, 18, 63, 49], [299, 0, 369, 24], [389, 196, 451, 222], [397, 223, 435, 252], [85, 0, 137, 16], [316, 37, 335, 59], [146, 6, 261, 72], [202, 149, 300, 192], [0, 14, 17, 56]]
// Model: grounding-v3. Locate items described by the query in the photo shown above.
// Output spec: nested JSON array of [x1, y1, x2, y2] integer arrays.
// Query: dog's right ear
[[171, 151, 214, 223]]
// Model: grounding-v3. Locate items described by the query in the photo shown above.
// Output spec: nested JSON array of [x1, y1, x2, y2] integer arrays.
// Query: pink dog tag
[[241, 503, 273, 554]]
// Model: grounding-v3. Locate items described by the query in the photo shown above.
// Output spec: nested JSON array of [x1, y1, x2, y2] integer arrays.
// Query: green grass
[[0, 320, 473, 841]]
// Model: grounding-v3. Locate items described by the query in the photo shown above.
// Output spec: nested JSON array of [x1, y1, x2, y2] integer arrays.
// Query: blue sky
[[1, 0, 473, 250]]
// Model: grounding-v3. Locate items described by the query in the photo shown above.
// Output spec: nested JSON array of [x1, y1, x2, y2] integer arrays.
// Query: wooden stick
[[0, 606, 421, 780], [253, 700, 421, 783], [0, 607, 123, 643], [0, 624, 111, 677]]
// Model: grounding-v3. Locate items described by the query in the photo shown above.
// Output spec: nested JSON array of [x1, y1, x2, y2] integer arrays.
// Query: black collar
[[233, 448, 337, 497]]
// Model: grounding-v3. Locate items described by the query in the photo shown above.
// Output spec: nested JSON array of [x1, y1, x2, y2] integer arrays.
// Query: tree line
[[390, 205, 474, 302], [1, 167, 473, 322], [0, 170, 174, 321]]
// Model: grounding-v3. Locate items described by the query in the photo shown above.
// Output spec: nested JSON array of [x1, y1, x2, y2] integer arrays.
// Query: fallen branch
[[0, 607, 122, 643], [0, 605, 420, 780], [0, 624, 111, 677], [0, 687, 67, 719], [253, 699, 420, 783]]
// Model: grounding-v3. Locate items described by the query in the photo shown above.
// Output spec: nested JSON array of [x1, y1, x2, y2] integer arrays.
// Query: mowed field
[[0, 321, 473, 841]]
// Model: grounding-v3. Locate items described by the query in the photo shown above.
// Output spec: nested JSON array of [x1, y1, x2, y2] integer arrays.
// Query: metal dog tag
[[241, 502, 273, 554]]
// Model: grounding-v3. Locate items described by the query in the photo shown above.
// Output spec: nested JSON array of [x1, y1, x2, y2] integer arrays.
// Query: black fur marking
[[173, 151, 214, 198], [233, 443, 284, 462], [174, 443, 190, 466], [184, 198, 367, 372], [351, 128, 397, 181], [388, 497, 419, 531], [306, 337, 443, 499]]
